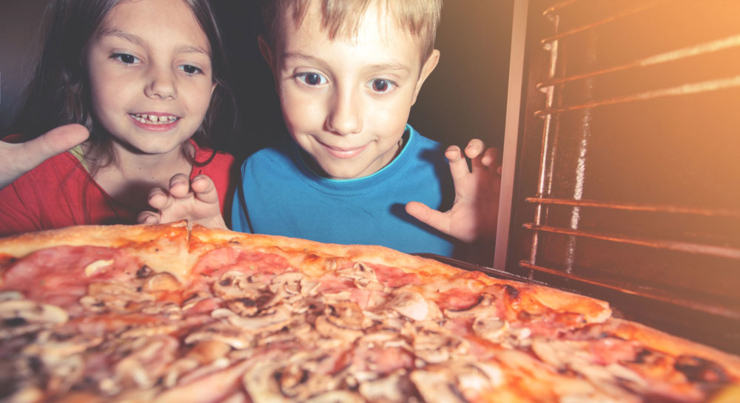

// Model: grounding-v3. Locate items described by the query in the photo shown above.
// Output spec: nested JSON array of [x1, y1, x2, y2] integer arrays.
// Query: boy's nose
[[144, 66, 178, 100], [326, 90, 362, 136]]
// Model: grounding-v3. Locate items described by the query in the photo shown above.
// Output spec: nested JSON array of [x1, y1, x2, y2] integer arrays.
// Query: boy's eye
[[369, 79, 395, 94], [112, 53, 140, 65], [297, 72, 327, 86], [180, 65, 203, 75]]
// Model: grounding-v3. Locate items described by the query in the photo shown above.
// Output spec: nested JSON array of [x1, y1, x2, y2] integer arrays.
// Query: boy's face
[[262, 2, 439, 179]]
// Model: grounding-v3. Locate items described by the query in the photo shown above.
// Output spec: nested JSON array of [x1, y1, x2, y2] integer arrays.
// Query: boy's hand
[[406, 139, 502, 244], [137, 174, 228, 230], [0, 124, 89, 189]]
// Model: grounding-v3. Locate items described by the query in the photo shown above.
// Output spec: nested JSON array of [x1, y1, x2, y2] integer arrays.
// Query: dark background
[[0, 0, 513, 162]]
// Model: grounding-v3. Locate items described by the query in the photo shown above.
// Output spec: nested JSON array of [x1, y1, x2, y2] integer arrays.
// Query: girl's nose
[[326, 88, 362, 136], [144, 66, 177, 100]]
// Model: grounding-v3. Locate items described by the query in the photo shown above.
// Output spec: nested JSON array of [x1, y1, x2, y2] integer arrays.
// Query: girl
[[0, 0, 238, 237]]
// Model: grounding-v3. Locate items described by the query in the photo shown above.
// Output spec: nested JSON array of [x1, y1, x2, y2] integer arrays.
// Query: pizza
[[0, 222, 738, 403]]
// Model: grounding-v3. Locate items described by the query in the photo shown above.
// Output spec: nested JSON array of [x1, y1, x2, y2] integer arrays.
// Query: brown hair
[[261, 0, 442, 60], [13, 0, 237, 174]]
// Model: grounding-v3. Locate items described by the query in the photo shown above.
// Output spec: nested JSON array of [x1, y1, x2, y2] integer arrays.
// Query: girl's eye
[[369, 79, 396, 94], [297, 72, 327, 86], [112, 53, 140, 65], [180, 65, 203, 75]]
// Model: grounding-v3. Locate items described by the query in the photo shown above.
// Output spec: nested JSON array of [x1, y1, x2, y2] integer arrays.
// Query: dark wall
[[0, 0, 513, 162]]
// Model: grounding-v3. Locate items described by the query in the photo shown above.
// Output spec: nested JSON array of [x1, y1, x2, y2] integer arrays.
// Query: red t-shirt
[[0, 141, 237, 237]]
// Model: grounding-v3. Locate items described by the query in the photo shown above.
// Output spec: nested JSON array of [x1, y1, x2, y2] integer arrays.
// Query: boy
[[142, 0, 501, 257]]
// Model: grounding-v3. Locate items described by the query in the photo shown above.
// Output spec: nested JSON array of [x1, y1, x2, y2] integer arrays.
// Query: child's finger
[[466, 139, 488, 172], [20, 124, 89, 167], [137, 211, 160, 224], [445, 145, 470, 181], [168, 173, 191, 198], [464, 139, 485, 159], [191, 175, 219, 204], [148, 187, 173, 210], [481, 147, 502, 170], [405, 201, 451, 236]]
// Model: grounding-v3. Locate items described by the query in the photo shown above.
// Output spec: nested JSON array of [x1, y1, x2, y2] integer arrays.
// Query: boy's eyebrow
[[284, 52, 411, 73], [99, 29, 209, 56], [365, 62, 411, 73]]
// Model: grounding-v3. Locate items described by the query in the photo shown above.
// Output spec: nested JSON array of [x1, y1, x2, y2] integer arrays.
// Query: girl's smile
[[129, 113, 181, 131]]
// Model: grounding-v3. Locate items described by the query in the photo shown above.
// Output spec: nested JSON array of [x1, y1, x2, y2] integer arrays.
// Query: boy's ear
[[411, 49, 440, 106]]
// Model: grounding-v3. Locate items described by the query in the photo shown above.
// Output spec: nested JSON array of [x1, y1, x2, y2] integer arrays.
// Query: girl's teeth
[[131, 114, 178, 124]]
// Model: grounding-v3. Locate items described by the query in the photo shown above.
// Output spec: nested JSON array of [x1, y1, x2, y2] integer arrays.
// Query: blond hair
[[261, 0, 442, 60]]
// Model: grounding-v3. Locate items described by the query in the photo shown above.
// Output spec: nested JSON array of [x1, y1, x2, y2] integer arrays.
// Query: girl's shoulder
[[191, 140, 236, 166]]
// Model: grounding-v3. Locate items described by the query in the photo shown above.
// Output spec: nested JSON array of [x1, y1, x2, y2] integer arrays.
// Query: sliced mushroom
[[304, 391, 365, 403], [325, 301, 372, 330], [570, 362, 644, 401], [243, 359, 291, 403], [119, 324, 180, 338], [268, 272, 306, 295], [416, 338, 470, 364], [410, 370, 467, 403], [0, 299, 68, 338], [454, 362, 504, 394], [143, 272, 181, 292], [358, 370, 412, 403], [258, 317, 314, 346], [163, 357, 200, 388], [226, 295, 274, 317], [472, 317, 507, 340], [387, 291, 442, 322], [189, 339, 232, 364], [113, 336, 178, 389], [23, 330, 103, 358], [531, 340, 590, 370], [212, 271, 265, 301], [674, 355, 730, 384], [0, 291, 23, 302], [80, 282, 155, 313], [300, 278, 321, 297], [83, 259, 114, 277], [181, 292, 210, 311], [44, 354, 85, 396], [315, 316, 364, 343], [275, 362, 335, 400], [225, 305, 293, 334], [335, 263, 384, 291], [358, 330, 407, 350], [136, 265, 155, 279], [443, 293, 496, 318], [184, 322, 255, 349], [141, 302, 182, 320], [176, 357, 231, 386]]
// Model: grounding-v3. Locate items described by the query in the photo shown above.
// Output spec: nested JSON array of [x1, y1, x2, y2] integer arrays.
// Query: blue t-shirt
[[232, 125, 457, 256]]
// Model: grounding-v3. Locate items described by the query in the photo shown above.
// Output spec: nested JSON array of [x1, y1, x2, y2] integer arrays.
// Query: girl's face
[[86, 0, 215, 157]]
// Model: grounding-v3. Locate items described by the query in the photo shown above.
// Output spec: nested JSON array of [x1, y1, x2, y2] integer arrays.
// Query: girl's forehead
[[100, 0, 209, 50]]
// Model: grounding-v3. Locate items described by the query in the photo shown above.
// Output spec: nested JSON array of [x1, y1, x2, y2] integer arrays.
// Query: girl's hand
[[138, 174, 228, 230], [0, 124, 89, 189], [405, 139, 502, 244]]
